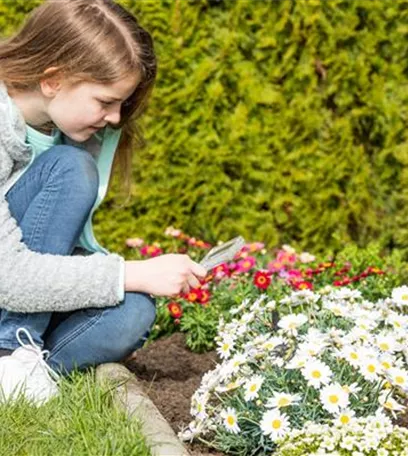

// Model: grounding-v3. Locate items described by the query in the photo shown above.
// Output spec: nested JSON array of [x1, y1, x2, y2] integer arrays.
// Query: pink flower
[[276, 250, 297, 265], [267, 260, 286, 273], [126, 237, 144, 248], [235, 256, 256, 273], [242, 242, 265, 253], [164, 226, 182, 237], [212, 263, 231, 280], [287, 269, 302, 279]]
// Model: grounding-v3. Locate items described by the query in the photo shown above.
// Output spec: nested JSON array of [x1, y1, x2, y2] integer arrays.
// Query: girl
[[0, 0, 206, 404]]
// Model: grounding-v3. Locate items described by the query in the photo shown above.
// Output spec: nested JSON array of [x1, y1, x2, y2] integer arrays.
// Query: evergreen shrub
[[2, 0, 408, 257]]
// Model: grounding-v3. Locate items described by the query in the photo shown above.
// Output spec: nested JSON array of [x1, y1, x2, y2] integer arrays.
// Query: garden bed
[[125, 332, 223, 455]]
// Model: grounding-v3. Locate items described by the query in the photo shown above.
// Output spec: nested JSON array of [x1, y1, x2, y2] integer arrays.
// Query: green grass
[[0, 370, 151, 456]]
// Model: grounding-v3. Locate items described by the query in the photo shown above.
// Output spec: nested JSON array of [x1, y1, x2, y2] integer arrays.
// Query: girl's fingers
[[187, 274, 200, 290], [190, 260, 207, 278]]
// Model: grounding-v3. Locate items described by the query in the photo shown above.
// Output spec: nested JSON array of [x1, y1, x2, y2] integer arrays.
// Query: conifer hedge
[[2, 0, 408, 257]]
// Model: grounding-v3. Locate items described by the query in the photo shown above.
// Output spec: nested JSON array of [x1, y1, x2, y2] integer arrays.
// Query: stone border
[[96, 363, 191, 456]]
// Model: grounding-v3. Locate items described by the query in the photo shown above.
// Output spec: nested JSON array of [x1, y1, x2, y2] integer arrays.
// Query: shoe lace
[[16, 327, 60, 382]]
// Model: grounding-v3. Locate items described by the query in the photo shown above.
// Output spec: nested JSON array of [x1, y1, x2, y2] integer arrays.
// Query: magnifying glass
[[199, 236, 246, 271]]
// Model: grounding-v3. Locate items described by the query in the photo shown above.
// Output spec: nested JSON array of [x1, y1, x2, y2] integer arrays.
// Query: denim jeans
[[0, 145, 156, 374]]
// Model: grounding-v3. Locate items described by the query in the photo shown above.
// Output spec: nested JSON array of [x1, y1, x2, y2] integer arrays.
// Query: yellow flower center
[[289, 322, 296, 329], [340, 415, 350, 425], [382, 361, 391, 370], [272, 419, 282, 430], [384, 401, 393, 409], [329, 395, 339, 404], [227, 416, 235, 426], [367, 364, 376, 373], [395, 376, 405, 384], [312, 370, 321, 379], [250, 384, 257, 392], [278, 398, 290, 407], [222, 343, 230, 352], [379, 343, 390, 351], [350, 353, 358, 360], [402, 294, 408, 301]]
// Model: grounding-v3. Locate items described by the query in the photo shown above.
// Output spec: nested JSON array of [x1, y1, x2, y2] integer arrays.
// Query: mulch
[[125, 332, 223, 455]]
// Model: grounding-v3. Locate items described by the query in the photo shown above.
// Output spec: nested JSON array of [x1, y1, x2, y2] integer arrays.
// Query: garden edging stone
[[95, 363, 191, 456]]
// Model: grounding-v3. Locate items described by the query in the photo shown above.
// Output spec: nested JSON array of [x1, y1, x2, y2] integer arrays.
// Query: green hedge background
[[2, 0, 408, 257]]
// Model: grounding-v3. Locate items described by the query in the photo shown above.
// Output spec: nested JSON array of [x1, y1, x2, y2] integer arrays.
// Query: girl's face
[[45, 73, 140, 142]]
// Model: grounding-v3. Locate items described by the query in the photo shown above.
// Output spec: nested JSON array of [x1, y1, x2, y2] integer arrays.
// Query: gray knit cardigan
[[0, 82, 124, 313]]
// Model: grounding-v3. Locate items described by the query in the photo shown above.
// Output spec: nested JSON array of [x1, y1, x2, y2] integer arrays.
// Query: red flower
[[333, 277, 351, 287], [253, 271, 271, 290], [199, 289, 211, 305], [140, 245, 163, 257], [167, 301, 183, 318], [293, 281, 313, 290], [185, 288, 202, 303]]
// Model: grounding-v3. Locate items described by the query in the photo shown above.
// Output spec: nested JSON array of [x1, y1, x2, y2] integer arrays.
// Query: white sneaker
[[0, 327, 59, 405]]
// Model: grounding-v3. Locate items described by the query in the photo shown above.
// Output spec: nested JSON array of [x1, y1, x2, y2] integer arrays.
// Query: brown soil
[[125, 333, 223, 456]]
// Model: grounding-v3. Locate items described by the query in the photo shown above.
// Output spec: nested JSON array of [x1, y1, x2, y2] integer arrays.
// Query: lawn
[[0, 370, 151, 456]]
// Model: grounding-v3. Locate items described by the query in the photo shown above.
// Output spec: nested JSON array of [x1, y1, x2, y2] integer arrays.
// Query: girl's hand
[[124, 254, 207, 297]]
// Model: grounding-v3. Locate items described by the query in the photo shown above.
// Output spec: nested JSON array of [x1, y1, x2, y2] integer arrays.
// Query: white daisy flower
[[302, 359, 333, 388], [285, 351, 310, 370], [265, 300, 276, 310], [328, 287, 362, 301], [387, 367, 408, 390], [320, 383, 349, 414], [386, 311, 408, 331], [243, 375, 264, 401], [334, 408, 355, 426], [266, 392, 301, 409], [190, 392, 209, 420], [341, 382, 361, 397], [221, 407, 240, 434], [379, 354, 396, 372], [278, 313, 308, 335], [216, 336, 235, 359], [260, 409, 290, 441], [375, 333, 399, 353], [378, 392, 405, 415], [391, 285, 408, 307], [359, 357, 381, 382], [261, 336, 285, 352], [215, 377, 245, 393], [297, 341, 327, 357], [228, 352, 248, 373], [338, 345, 361, 368]]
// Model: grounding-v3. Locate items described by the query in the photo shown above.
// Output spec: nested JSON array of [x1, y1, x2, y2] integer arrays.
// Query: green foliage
[[141, 233, 407, 353], [3, 0, 408, 257], [180, 303, 220, 353]]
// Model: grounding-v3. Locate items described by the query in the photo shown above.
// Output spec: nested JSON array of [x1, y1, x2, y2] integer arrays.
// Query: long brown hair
[[0, 0, 157, 195]]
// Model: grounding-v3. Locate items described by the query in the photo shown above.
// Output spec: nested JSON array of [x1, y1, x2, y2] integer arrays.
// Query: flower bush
[[179, 288, 408, 455], [125, 228, 406, 352]]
